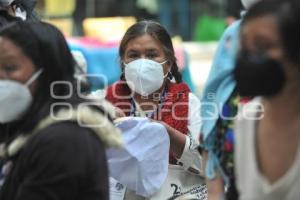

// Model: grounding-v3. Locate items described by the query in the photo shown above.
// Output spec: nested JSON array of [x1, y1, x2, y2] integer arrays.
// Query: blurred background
[[35, 0, 245, 96]]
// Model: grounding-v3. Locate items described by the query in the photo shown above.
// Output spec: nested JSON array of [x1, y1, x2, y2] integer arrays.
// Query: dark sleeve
[[9, 122, 109, 200]]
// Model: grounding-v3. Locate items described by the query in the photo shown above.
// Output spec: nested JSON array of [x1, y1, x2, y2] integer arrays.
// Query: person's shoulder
[[216, 20, 241, 46], [107, 81, 128, 91], [18, 121, 108, 184], [10, 122, 99, 169], [29, 106, 122, 150], [32, 122, 96, 147], [23, 121, 108, 164], [165, 82, 191, 105]]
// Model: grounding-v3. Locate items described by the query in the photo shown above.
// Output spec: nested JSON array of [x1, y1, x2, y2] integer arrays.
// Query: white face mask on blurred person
[[0, 0, 14, 7], [241, 0, 260, 10], [124, 58, 168, 96], [0, 69, 43, 123]]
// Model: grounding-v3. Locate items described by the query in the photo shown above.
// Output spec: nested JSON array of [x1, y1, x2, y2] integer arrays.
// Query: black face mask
[[234, 50, 286, 97]]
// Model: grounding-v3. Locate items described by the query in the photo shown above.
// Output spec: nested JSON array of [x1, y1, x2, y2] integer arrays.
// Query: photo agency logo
[[50, 74, 112, 128], [200, 101, 264, 121], [110, 85, 265, 121], [49, 76, 265, 127], [200, 92, 265, 121]]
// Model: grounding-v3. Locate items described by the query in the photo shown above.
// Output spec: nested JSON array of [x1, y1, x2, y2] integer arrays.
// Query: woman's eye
[[147, 53, 158, 59], [127, 53, 139, 59], [256, 44, 271, 51], [255, 38, 278, 51], [2, 65, 18, 73]]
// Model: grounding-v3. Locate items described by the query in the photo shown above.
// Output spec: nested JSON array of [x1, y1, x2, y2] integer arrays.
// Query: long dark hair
[[119, 20, 182, 83], [0, 21, 88, 133], [0, 10, 21, 27]]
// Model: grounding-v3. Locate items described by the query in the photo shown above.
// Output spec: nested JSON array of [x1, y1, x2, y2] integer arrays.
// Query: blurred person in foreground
[[234, 0, 300, 199], [0, 21, 122, 199]]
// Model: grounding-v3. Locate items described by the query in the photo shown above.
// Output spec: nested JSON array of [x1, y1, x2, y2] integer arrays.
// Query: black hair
[[119, 20, 182, 83], [242, 0, 300, 63], [0, 21, 90, 133], [0, 10, 21, 27], [0, 21, 77, 97], [279, 0, 300, 63]]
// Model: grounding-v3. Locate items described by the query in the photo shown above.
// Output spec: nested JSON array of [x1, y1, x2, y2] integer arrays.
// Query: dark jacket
[[0, 106, 122, 200]]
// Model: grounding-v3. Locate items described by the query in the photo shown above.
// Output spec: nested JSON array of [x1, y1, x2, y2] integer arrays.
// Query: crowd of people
[[0, 0, 299, 200]]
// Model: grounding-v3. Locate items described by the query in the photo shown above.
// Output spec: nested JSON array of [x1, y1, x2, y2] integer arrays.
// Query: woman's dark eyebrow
[[146, 48, 159, 53], [126, 49, 139, 54], [1, 55, 18, 61]]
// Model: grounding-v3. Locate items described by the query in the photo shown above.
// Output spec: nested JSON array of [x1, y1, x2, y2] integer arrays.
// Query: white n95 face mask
[[0, 68, 43, 123], [124, 58, 168, 96]]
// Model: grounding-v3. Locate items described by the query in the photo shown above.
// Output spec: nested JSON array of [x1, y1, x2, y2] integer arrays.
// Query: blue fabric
[[69, 43, 121, 90], [201, 20, 241, 141], [200, 20, 241, 180], [203, 129, 229, 185]]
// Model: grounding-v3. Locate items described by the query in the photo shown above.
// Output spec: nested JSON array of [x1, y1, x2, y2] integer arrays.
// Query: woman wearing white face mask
[[0, 21, 122, 200], [106, 20, 206, 199]]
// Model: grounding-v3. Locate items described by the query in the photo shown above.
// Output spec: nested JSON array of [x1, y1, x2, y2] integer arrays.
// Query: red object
[[224, 141, 233, 152], [240, 97, 252, 104]]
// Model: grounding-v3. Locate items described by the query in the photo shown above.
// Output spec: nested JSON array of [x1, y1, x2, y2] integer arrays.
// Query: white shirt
[[235, 98, 300, 200], [133, 93, 202, 172], [177, 93, 202, 172], [110, 93, 204, 200]]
